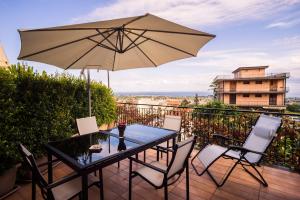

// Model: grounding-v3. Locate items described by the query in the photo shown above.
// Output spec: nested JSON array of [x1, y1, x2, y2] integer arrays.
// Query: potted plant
[[0, 140, 20, 198]]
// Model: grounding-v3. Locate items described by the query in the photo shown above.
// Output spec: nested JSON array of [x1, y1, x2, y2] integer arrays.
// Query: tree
[[194, 93, 199, 106], [180, 98, 190, 107], [287, 103, 300, 113]]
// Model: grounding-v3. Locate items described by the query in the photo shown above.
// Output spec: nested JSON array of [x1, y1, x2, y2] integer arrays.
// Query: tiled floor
[[6, 149, 300, 200]]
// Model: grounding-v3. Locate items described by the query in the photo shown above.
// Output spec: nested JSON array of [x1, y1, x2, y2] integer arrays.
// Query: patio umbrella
[[18, 13, 215, 115]]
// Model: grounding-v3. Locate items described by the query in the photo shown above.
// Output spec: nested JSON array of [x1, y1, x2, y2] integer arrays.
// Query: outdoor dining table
[[44, 124, 177, 200]]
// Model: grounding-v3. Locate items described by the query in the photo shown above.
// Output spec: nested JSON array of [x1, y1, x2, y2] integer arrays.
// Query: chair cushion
[[253, 126, 274, 139], [52, 173, 98, 200], [135, 161, 167, 187]]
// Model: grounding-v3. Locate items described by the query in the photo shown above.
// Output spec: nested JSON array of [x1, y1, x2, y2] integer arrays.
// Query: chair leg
[[191, 149, 207, 176], [99, 169, 104, 200], [117, 161, 120, 168], [32, 179, 36, 200], [129, 159, 132, 200], [144, 151, 146, 162], [186, 163, 189, 200], [211, 158, 242, 187], [164, 179, 168, 200], [156, 148, 160, 161], [242, 161, 268, 187]]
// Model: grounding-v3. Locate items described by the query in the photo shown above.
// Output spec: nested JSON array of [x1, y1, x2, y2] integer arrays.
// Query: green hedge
[[0, 64, 116, 174]]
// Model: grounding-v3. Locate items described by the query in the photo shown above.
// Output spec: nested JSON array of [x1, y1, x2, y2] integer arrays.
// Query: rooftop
[[232, 66, 269, 73], [7, 149, 300, 200]]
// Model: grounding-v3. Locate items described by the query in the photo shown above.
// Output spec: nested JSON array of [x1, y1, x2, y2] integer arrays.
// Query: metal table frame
[[45, 124, 176, 200]]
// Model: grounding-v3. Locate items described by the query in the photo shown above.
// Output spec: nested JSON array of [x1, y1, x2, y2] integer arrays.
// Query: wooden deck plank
[[5, 149, 300, 200]]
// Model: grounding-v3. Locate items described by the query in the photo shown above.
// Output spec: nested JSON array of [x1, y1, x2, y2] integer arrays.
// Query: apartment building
[[213, 66, 289, 109]]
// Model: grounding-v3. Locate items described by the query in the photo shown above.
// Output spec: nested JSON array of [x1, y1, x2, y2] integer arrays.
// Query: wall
[[234, 68, 265, 78]]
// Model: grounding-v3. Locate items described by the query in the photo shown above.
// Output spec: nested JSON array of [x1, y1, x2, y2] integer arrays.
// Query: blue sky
[[1, 0, 300, 96]]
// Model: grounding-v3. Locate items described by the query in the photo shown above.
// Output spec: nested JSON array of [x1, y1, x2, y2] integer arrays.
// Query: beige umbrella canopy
[[18, 13, 215, 116], [18, 13, 215, 71]]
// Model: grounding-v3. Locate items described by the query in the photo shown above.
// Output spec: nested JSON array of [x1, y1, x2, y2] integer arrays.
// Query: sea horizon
[[115, 91, 212, 97]]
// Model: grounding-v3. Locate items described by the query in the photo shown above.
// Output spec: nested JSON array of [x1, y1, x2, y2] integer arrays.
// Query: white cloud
[[72, 0, 299, 28], [272, 35, 300, 49], [80, 47, 300, 95], [266, 10, 300, 29]]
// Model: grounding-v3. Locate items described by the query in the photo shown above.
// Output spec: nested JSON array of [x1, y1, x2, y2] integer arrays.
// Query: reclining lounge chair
[[191, 114, 282, 187]]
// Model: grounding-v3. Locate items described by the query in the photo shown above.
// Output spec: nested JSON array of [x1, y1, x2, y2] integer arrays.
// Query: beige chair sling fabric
[[76, 116, 99, 135]]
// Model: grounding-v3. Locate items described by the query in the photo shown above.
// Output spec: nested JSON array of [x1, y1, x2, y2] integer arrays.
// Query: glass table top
[[49, 132, 139, 166], [109, 124, 175, 144]]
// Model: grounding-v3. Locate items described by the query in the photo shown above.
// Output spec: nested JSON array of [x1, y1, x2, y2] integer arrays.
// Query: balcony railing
[[117, 103, 300, 171], [214, 72, 290, 81], [215, 87, 288, 93], [228, 101, 284, 106]]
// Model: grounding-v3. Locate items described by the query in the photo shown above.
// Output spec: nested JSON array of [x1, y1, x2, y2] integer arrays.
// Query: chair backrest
[[76, 116, 99, 135], [163, 115, 182, 132], [242, 114, 281, 163], [167, 136, 196, 178], [18, 144, 52, 199]]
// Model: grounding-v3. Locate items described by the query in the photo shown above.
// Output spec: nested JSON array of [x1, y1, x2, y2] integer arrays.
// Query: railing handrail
[[117, 102, 300, 116]]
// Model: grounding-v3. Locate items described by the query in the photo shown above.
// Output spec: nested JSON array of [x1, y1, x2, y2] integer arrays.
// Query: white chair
[[129, 136, 197, 200], [156, 115, 182, 164], [18, 144, 100, 200], [76, 116, 99, 135], [191, 114, 282, 187]]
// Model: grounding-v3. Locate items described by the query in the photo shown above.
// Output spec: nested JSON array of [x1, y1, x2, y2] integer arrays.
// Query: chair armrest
[[228, 145, 267, 156], [129, 157, 167, 174], [46, 172, 81, 190]]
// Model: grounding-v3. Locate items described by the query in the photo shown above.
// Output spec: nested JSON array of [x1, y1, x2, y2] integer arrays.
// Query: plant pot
[[0, 165, 18, 198]]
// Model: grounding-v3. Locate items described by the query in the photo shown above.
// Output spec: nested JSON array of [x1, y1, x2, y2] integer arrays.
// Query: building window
[[255, 81, 262, 84], [255, 94, 262, 97], [243, 94, 250, 97], [243, 81, 250, 84]]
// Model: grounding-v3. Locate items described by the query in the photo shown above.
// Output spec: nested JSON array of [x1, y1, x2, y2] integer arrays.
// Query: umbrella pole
[[87, 69, 91, 117], [107, 70, 110, 88]]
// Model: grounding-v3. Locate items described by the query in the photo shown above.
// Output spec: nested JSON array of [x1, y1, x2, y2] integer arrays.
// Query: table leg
[[82, 174, 88, 200], [99, 169, 104, 200], [47, 152, 53, 183]]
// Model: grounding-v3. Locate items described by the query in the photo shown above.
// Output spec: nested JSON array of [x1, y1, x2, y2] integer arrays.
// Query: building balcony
[[8, 149, 300, 200], [5, 103, 300, 200], [214, 72, 290, 82], [215, 87, 289, 94], [228, 101, 284, 107]]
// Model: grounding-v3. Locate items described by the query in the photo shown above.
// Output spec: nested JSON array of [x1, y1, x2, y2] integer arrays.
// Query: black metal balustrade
[[117, 102, 300, 172]]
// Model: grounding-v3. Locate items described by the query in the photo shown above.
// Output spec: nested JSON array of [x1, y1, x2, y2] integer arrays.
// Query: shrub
[[0, 64, 116, 174]]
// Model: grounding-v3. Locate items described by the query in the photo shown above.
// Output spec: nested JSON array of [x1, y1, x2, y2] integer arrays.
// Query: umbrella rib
[[125, 29, 195, 57], [65, 30, 117, 70], [123, 13, 149, 26], [123, 30, 147, 52], [88, 38, 117, 52], [18, 30, 111, 59], [112, 32, 119, 71], [123, 32, 157, 67], [126, 38, 149, 52], [65, 44, 99, 70], [96, 29, 119, 52], [125, 28, 216, 37]]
